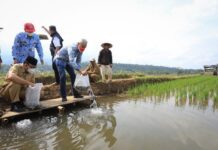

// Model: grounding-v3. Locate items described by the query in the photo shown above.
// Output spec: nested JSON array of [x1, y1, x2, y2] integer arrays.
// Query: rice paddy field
[[2, 75, 218, 149], [128, 75, 218, 102]]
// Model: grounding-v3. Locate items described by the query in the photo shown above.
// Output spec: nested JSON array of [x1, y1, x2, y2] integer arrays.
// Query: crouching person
[[54, 39, 87, 102], [84, 59, 101, 83], [0, 56, 37, 112]]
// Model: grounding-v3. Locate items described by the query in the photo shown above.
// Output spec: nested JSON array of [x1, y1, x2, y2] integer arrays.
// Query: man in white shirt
[[42, 25, 64, 85]]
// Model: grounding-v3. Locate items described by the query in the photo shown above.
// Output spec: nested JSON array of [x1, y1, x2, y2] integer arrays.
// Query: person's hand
[[55, 49, 59, 54], [40, 59, 44, 65], [81, 70, 87, 76], [29, 82, 34, 87]]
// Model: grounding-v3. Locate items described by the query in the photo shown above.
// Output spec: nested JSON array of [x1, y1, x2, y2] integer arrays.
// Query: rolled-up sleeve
[[69, 47, 82, 70], [75, 53, 82, 70]]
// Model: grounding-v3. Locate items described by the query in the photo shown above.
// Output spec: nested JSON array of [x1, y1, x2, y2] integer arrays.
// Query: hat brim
[[25, 29, 35, 33], [101, 43, 112, 48]]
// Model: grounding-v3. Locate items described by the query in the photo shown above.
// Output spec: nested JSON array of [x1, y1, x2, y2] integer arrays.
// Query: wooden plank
[[0, 96, 92, 121]]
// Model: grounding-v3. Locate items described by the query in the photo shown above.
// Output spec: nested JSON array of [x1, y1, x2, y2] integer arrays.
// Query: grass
[[128, 75, 218, 102]]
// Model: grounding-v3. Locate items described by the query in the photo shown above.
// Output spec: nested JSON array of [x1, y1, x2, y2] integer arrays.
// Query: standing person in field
[[12, 23, 44, 64], [42, 25, 64, 85], [54, 39, 88, 102], [98, 43, 113, 83]]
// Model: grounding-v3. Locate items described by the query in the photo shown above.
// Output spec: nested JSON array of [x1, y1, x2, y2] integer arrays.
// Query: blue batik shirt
[[54, 44, 83, 70], [12, 32, 43, 63]]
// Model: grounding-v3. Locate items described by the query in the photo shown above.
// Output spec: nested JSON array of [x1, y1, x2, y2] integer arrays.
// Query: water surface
[[0, 96, 218, 150]]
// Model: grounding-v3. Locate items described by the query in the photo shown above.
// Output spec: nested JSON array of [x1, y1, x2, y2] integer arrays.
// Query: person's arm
[[29, 74, 35, 83], [42, 26, 51, 35], [75, 52, 82, 71], [12, 34, 20, 63], [84, 64, 91, 74], [53, 37, 61, 54], [55, 47, 61, 54], [7, 72, 34, 86], [35, 35, 44, 64]]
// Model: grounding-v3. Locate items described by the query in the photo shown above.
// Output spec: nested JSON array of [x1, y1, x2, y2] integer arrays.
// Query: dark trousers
[[52, 61, 60, 84], [52, 56, 60, 84], [55, 59, 76, 99]]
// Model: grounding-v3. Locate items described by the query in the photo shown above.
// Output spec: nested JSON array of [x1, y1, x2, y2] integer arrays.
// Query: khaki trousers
[[89, 73, 100, 83], [100, 65, 112, 82], [0, 82, 26, 103]]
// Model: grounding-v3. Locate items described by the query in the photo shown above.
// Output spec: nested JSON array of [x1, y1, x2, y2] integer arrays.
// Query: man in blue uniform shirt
[[12, 23, 44, 64], [54, 39, 87, 101]]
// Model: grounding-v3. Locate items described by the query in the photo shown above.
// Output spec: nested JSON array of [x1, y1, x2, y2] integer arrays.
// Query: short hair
[[49, 25, 56, 32], [79, 39, 88, 47]]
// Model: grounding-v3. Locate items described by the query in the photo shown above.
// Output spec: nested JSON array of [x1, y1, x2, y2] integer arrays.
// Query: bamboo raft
[[0, 96, 93, 124]]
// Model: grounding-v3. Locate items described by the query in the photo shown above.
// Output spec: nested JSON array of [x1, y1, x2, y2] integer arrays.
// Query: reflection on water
[[1, 96, 218, 150], [146, 93, 218, 112]]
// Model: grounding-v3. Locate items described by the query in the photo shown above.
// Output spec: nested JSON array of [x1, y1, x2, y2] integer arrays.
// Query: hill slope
[[0, 62, 202, 75]]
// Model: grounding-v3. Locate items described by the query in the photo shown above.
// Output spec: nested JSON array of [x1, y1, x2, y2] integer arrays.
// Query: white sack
[[24, 83, 43, 109], [74, 74, 90, 88]]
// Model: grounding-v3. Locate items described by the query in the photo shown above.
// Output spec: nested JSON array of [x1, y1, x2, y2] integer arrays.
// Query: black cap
[[26, 56, 38, 67]]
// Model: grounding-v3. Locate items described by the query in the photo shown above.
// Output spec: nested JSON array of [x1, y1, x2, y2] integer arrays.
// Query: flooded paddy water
[[0, 95, 218, 150]]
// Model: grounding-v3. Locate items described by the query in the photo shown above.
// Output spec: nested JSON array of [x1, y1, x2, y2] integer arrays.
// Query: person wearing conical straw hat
[[98, 42, 113, 83]]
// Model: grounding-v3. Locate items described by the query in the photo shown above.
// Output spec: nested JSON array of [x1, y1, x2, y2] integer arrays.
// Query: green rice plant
[[128, 75, 218, 102]]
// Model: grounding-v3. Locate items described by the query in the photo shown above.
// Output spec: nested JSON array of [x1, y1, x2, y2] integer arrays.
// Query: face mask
[[28, 68, 35, 74], [78, 45, 86, 52], [27, 33, 33, 36]]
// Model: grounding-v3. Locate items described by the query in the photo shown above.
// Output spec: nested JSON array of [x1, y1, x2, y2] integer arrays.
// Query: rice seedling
[[128, 75, 218, 102]]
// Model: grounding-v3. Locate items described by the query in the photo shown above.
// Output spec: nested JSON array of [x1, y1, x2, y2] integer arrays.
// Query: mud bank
[[41, 77, 175, 100]]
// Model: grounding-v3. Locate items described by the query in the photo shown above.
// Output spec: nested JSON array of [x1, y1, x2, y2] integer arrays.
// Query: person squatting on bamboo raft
[[42, 25, 64, 86], [12, 23, 44, 64], [84, 58, 101, 83], [0, 56, 37, 112], [98, 43, 113, 83], [54, 39, 88, 102]]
